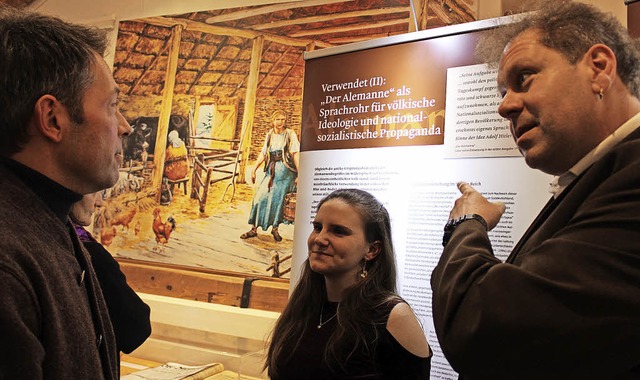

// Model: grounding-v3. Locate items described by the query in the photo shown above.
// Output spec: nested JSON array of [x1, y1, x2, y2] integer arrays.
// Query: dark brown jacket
[[432, 128, 640, 379]]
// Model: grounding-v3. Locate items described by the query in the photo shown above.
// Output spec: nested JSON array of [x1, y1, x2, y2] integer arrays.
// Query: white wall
[[478, 0, 626, 26], [582, 0, 626, 25]]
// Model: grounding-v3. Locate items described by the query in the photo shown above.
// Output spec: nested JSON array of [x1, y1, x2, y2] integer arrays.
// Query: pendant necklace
[[318, 303, 338, 329]]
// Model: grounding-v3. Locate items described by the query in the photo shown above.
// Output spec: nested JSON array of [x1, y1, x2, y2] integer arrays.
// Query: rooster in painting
[[100, 226, 117, 247], [109, 205, 137, 233], [152, 208, 176, 250]]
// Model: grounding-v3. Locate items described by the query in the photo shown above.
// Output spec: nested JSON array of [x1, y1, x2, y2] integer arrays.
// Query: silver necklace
[[318, 303, 338, 329]]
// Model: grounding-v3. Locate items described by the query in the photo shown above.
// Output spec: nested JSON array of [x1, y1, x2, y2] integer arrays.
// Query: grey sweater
[[0, 161, 118, 379]]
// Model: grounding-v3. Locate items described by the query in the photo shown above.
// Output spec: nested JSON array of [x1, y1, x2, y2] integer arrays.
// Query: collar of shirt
[[549, 111, 640, 198]]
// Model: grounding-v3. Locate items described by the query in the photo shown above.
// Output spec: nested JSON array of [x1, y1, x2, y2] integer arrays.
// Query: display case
[[127, 293, 280, 379]]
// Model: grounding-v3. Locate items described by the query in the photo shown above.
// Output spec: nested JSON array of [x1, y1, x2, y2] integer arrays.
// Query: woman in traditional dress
[[240, 109, 299, 242]]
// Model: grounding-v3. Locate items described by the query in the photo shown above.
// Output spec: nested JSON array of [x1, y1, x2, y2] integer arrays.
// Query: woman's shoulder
[[284, 128, 299, 139], [386, 302, 431, 358]]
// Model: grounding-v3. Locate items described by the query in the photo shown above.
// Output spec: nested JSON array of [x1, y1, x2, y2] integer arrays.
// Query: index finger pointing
[[457, 181, 474, 194]]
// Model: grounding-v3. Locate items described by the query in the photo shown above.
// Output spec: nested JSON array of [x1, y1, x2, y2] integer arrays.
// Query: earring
[[598, 88, 604, 100], [360, 260, 368, 279]]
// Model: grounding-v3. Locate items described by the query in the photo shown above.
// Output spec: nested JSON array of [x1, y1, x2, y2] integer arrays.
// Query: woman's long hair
[[266, 188, 400, 377]]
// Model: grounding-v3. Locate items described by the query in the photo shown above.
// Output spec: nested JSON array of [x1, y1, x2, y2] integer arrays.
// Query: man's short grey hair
[[0, 6, 109, 155]]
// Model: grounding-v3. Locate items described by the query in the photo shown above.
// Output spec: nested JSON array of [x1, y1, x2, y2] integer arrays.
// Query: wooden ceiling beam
[[144, 16, 334, 49], [428, 0, 476, 25], [326, 31, 405, 44], [204, 0, 355, 24], [420, 0, 429, 30], [443, 0, 476, 22], [289, 18, 408, 37], [250, 6, 410, 30], [429, 2, 452, 24]]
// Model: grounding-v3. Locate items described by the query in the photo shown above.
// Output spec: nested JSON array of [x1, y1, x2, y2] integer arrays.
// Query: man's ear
[[364, 240, 382, 261], [584, 44, 616, 95], [33, 94, 68, 143]]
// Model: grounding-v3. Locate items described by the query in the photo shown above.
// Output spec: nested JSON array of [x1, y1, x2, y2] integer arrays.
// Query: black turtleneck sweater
[[0, 156, 82, 221]]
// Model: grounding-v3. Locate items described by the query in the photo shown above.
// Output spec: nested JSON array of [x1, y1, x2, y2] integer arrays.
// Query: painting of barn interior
[[99, 0, 476, 278]]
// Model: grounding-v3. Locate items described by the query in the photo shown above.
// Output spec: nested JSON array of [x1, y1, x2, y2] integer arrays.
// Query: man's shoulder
[[617, 125, 640, 151], [0, 172, 68, 253], [0, 173, 38, 220], [602, 128, 640, 170]]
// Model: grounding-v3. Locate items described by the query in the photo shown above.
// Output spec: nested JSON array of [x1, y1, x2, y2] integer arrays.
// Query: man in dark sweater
[[0, 6, 132, 379]]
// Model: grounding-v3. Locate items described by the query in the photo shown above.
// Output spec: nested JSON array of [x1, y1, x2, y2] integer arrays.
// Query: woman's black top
[[274, 299, 431, 379]]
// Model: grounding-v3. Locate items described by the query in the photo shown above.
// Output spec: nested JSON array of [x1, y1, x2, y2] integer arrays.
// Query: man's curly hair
[[476, 0, 640, 98]]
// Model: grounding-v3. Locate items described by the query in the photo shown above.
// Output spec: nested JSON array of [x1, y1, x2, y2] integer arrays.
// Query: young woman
[[266, 189, 431, 379]]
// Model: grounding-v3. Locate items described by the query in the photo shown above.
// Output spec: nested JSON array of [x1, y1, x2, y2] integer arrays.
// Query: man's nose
[[118, 110, 133, 136], [497, 90, 523, 122]]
